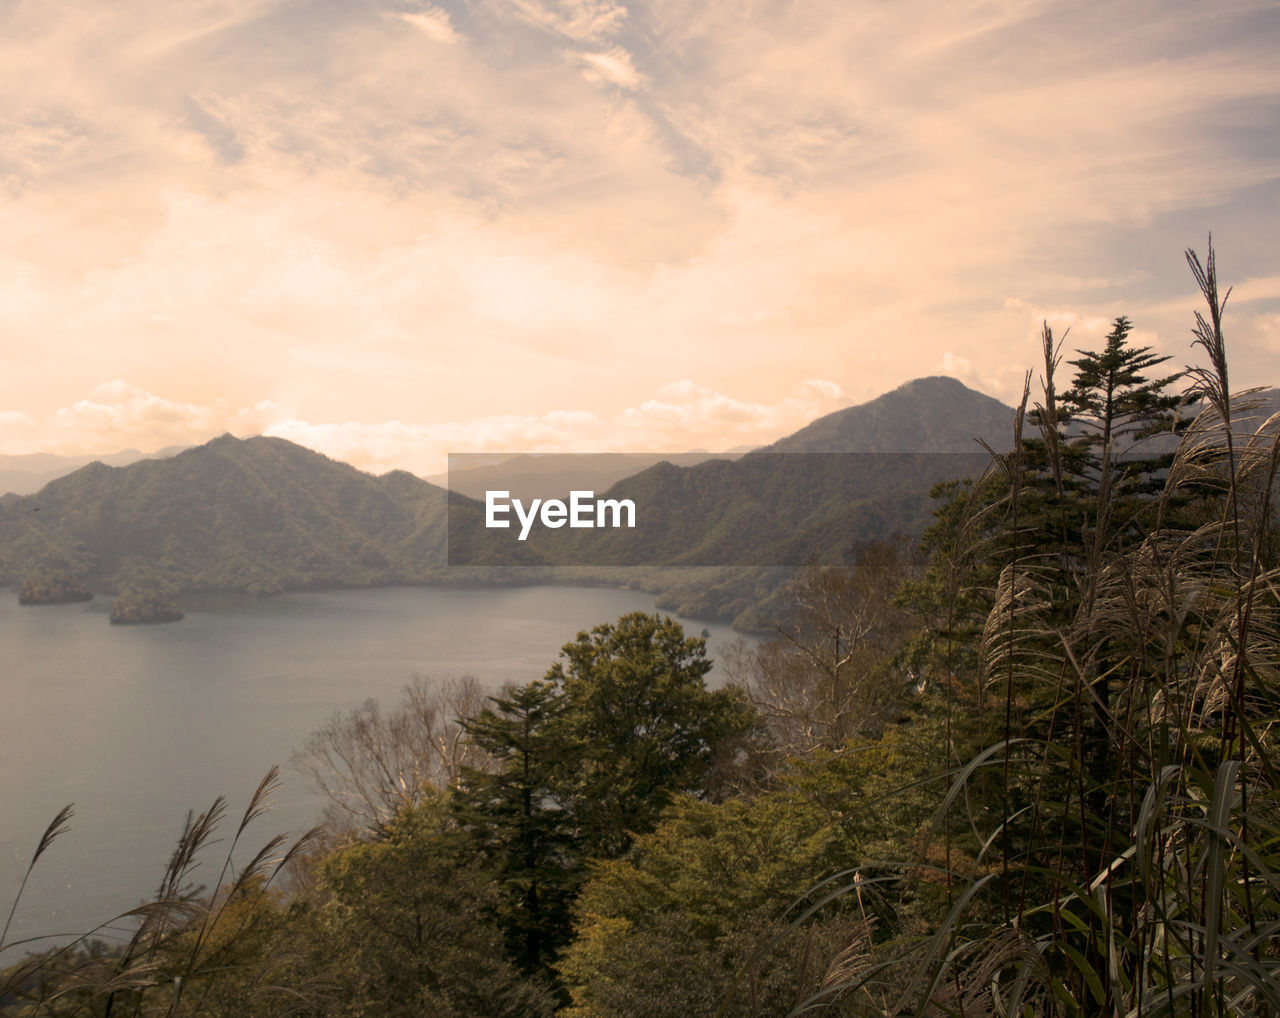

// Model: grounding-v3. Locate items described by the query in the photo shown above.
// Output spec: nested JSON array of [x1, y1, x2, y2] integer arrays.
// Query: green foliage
[[452, 613, 761, 989], [559, 714, 968, 1018], [453, 681, 581, 977], [17, 568, 92, 605], [309, 796, 557, 1018], [559, 787, 852, 1017], [547, 612, 760, 857]]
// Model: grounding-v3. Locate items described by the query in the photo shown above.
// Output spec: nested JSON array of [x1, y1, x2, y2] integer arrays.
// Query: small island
[[109, 588, 185, 625], [18, 570, 93, 605]]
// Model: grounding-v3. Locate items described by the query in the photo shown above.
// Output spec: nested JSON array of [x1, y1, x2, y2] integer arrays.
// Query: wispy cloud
[[504, 0, 629, 42], [0, 382, 277, 456], [573, 47, 645, 90], [180, 94, 246, 164], [391, 6, 462, 45]]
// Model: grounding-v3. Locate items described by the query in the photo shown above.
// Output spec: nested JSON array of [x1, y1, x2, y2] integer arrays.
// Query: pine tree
[[452, 681, 579, 978], [996, 315, 1194, 590], [1060, 315, 1192, 503]]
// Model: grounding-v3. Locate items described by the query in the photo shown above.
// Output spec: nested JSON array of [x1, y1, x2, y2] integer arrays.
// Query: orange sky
[[2, 0, 1278, 475]]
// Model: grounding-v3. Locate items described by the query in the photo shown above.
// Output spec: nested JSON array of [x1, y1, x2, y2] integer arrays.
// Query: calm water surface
[[0, 585, 752, 953]]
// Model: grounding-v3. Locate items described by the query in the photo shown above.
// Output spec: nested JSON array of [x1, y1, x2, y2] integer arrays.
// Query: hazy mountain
[[0, 445, 189, 496], [0, 436, 462, 597], [432, 451, 743, 503], [445, 378, 1016, 625]]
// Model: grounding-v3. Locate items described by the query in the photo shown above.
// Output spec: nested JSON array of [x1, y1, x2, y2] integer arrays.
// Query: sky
[[1, 0, 1278, 476]]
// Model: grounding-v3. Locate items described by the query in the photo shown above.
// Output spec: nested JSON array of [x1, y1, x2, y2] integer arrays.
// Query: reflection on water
[[0, 585, 754, 950]]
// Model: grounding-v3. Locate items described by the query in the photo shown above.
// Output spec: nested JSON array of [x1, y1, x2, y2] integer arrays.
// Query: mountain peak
[[762, 375, 1015, 454], [889, 375, 976, 397]]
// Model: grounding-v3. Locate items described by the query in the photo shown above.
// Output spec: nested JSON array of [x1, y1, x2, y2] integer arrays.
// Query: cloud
[[504, 0, 629, 42], [1221, 273, 1280, 306], [938, 353, 973, 379], [180, 94, 246, 165], [0, 381, 272, 455], [1, 378, 851, 474], [267, 376, 849, 472], [392, 7, 462, 45], [0, 410, 39, 453], [0, 0, 1277, 450], [573, 47, 646, 90]]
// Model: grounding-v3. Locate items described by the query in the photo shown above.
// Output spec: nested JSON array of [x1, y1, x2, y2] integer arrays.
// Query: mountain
[[762, 376, 1014, 453], [0, 446, 189, 497], [0, 436, 461, 598], [442, 378, 1017, 625], [457, 378, 1014, 570]]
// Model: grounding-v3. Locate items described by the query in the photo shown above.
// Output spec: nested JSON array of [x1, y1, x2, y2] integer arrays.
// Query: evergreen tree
[[907, 318, 1198, 721], [923, 317, 1194, 602], [1060, 314, 1193, 503], [1005, 316, 1193, 586], [452, 681, 579, 978]]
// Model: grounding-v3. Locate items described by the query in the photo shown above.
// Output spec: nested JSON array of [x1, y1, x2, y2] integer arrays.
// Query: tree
[[293, 675, 490, 835], [558, 794, 854, 1018], [1061, 315, 1190, 492], [914, 316, 1196, 651], [451, 612, 761, 990], [452, 680, 579, 978], [731, 541, 920, 758], [313, 795, 558, 1018], [547, 612, 760, 859], [1022, 315, 1197, 572], [559, 716, 962, 1018]]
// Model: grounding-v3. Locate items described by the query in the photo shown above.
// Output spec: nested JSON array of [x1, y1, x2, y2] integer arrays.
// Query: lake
[[0, 585, 755, 956]]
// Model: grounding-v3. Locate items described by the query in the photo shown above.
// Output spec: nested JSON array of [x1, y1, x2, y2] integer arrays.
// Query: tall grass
[[1, 767, 318, 1016], [795, 242, 1280, 1016]]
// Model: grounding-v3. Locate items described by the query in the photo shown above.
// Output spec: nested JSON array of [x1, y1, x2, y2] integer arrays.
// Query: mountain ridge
[[0, 444, 190, 497], [1, 377, 1020, 625]]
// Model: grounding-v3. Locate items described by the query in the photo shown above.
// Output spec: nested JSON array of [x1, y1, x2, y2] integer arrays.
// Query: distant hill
[[445, 378, 1017, 625], [433, 451, 743, 503], [0, 445, 189, 496]]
